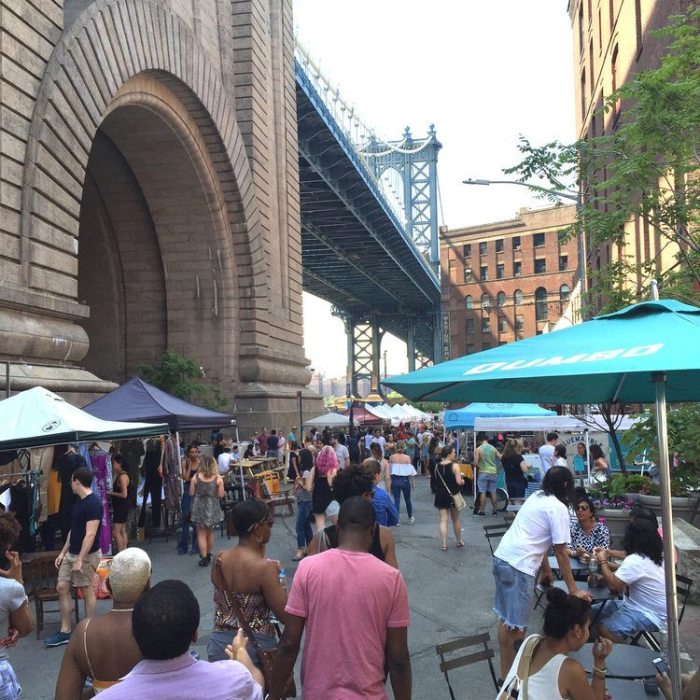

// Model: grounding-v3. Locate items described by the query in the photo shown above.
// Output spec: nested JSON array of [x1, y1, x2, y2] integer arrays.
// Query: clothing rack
[[0, 468, 43, 536]]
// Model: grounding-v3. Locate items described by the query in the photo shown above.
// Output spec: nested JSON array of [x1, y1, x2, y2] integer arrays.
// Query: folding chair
[[631, 574, 693, 650], [436, 632, 499, 700], [483, 523, 510, 556]]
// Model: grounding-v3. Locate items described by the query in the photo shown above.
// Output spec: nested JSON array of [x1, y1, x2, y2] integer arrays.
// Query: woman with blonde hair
[[190, 455, 224, 566]]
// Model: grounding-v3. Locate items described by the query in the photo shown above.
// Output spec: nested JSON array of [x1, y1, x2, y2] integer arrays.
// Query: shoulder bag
[[212, 555, 296, 698], [499, 635, 540, 700], [435, 462, 467, 511]]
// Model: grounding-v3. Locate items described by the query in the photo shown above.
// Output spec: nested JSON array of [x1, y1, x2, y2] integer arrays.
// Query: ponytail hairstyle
[[543, 587, 590, 640]]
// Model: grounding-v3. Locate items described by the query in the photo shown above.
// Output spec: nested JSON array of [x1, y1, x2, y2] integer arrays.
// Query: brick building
[[569, 0, 686, 295], [440, 204, 578, 357]]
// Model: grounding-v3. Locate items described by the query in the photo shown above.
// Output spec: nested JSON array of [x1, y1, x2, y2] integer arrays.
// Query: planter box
[[596, 508, 631, 544], [637, 494, 700, 527]]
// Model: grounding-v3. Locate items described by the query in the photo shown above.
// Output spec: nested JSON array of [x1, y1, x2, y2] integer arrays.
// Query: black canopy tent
[[82, 377, 235, 432]]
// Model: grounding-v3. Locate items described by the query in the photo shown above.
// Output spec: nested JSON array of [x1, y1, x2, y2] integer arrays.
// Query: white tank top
[[498, 634, 568, 700]]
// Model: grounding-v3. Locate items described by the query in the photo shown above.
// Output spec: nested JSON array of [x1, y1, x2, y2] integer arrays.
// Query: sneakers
[[408, 516, 415, 525], [45, 631, 71, 647], [475, 511, 486, 517]]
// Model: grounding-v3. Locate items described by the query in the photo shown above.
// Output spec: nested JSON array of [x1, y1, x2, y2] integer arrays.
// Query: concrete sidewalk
[[11, 477, 699, 698]]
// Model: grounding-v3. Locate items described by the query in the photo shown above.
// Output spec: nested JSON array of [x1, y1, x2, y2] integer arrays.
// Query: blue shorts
[[594, 599, 661, 639], [478, 472, 498, 494], [492, 557, 534, 631]]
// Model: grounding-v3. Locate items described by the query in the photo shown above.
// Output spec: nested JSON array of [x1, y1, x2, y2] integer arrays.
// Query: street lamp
[[462, 178, 587, 318]]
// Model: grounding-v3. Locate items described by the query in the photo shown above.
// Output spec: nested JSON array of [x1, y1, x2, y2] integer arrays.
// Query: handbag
[[212, 554, 296, 698], [499, 635, 540, 699], [435, 462, 467, 511]]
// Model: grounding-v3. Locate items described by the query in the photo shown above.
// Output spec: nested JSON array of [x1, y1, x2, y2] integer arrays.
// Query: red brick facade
[[441, 205, 578, 358]]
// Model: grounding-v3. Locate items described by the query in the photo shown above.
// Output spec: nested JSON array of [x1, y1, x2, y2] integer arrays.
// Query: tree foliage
[[139, 350, 228, 411], [505, 8, 700, 314]]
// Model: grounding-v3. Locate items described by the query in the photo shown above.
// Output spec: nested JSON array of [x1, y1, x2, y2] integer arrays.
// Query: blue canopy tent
[[443, 402, 555, 430]]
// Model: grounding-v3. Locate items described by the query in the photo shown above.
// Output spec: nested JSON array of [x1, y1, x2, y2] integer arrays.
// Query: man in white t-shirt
[[332, 434, 350, 469], [537, 432, 559, 475], [217, 447, 233, 475], [591, 518, 667, 642], [491, 466, 590, 680]]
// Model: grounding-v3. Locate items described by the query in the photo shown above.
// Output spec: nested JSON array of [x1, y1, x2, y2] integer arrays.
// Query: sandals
[[292, 553, 306, 562], [441, 545, 448, 551], [456, 541, 465, 548]]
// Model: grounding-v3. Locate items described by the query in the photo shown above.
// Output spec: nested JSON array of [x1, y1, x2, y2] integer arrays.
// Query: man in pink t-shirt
[[267, 497, 411, 700]]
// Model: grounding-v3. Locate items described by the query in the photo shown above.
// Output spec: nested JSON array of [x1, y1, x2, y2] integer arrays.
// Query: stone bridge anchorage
[[1, 0, 322, 434]]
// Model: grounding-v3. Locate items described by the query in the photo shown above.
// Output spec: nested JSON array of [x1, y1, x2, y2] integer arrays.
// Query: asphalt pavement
[[11, 477, 699, 699]]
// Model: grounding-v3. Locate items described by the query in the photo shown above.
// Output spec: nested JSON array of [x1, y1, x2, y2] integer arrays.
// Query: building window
[[513, 261, 522, 277], [464, 266, 473, 282], [560, 284, 571, 313], [466, 318, 475, 335], [465, 295, 473, 310], [514, 289, 523, 306], [495, 239, 504, 253], [558, 229, 569, 244], [635, 0, 642, 54], [533, 232, 545, 248], [481, 293, 490, 309], [512, 236, 521, 251], [482, 342, 491, 350], [479, 241, 488, 256], [462, 244, 471, 258], [534, 258, 546, 274], [496, 263, 504, 279], [497, 291, 506, 308], [535, 287, 548, 321], [498, 316, 507, 333], [559, 255, 568, 271], [480, 265, 488, 281], [581, 68, 586, 121], [481, 316, 491, 334]]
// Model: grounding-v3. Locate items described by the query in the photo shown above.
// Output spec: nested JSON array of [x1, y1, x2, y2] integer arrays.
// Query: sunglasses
[[247, 515, 274, 532], [576, 504, 591, 511]]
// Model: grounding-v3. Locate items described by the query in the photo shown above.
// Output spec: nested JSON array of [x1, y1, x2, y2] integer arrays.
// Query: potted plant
[[623, 405, 700, 525], [587, 479, 636, 541]]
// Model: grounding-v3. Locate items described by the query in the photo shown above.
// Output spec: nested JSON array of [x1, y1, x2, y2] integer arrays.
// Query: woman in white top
[[498, 587, 612, 700], [389, 440, 417, 525]]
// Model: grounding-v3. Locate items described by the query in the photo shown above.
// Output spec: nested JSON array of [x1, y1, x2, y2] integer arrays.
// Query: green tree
[[505, 7, 700, 314], [139, 350, 228, 411]]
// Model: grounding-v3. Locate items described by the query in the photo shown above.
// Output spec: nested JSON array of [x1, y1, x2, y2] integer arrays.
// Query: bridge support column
[[407, 319, 416, 373], [341, 315, 385, 400]]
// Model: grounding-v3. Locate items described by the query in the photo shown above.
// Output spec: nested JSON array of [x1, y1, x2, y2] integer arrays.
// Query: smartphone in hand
[[653, 657, 671, 675]]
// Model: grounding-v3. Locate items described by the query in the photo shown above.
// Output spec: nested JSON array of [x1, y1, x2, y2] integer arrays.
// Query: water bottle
[[278, 568, 289, 594], [588, 557, 599, 586], [658, 622, 668, 658]]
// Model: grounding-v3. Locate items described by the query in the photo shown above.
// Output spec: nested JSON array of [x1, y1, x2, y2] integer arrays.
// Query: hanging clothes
[[163, 435, 182, 514], [88, 448, 112, 554]]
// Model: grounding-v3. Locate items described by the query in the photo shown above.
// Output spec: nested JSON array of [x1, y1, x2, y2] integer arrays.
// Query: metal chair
[[23, 553, 80, 639], [630, 574, 693, 650], [483, 523, 510, 556], [436, 632, 499, 700]]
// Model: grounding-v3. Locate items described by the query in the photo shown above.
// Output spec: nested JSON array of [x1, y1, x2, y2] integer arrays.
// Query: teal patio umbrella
[[385, 298, 700, 697]]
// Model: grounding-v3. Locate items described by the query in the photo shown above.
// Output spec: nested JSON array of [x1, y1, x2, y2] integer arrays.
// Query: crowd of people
[[0, 422, 696, 699]]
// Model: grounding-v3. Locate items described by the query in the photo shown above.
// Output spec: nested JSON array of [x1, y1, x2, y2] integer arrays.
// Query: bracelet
[[592, 665, 607, 677]]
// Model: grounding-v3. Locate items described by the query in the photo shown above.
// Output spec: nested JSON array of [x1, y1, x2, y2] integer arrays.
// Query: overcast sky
[[295, 0, 576, 380]]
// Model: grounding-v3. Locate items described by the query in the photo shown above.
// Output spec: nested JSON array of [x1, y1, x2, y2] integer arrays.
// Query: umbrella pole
[[235, 425, 245, 501], [653, 372, 682, 700], [584, 428, 591, 484]]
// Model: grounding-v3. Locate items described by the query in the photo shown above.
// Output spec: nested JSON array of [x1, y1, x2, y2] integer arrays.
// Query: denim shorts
[[594, 599, 660, 638], [478, 472, 498, 494], [0, 659, 21, 700], [492, 557, 534, 631]]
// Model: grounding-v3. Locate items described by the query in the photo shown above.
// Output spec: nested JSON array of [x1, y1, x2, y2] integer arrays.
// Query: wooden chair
[[483, 523, 510, 556], [261, 473, 294, 517], [436, 632, 499, 700], [23, 553, 80, 639], [631, 574, 693, 650]]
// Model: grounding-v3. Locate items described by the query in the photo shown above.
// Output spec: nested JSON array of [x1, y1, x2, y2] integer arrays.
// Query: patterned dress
[[191, 477, 223, 528], [569, 520, 611, 552]]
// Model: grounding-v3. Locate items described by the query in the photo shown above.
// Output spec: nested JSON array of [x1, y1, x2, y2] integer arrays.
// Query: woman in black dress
[[501, 439, 529, 501], [433, 445, 465, 551], [109, 453, 131, 553]]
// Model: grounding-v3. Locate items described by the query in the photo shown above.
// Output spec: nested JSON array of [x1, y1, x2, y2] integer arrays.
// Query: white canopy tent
[[473, 414, 637, 482], [302, 413, 352, 428], [0, 386, 169, 450]]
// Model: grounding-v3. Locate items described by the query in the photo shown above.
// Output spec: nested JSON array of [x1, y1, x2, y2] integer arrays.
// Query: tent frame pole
[[653, 372, 682, 700]]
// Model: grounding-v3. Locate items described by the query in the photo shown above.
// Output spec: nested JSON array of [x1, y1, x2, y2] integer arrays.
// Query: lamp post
[[462, 178, 587, 320]]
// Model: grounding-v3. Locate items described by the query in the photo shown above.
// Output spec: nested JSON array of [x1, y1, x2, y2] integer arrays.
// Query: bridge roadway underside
[[296, 72, 441, 358]]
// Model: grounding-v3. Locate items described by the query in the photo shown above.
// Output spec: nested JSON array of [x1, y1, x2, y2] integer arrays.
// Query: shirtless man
[[55, 548, 151, 698]]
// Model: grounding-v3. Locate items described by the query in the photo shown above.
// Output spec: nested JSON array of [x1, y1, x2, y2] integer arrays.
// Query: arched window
[[465, 295, 473, 310], [560, 284, 571, 302], [481, 293, 490, 309], [497, 291, 506, 308], [514, 289, 523, 306], [535, 287, 548, 321]]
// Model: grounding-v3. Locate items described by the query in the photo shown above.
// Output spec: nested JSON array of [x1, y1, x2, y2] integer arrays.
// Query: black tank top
[[321, 523, 385, 561]]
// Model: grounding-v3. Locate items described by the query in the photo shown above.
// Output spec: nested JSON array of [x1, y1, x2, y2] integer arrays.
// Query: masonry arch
[[19, 0, 262, 389]]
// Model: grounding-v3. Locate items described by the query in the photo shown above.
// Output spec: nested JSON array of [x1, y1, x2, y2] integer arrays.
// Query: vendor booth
[[444, 402, 555, 431]]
